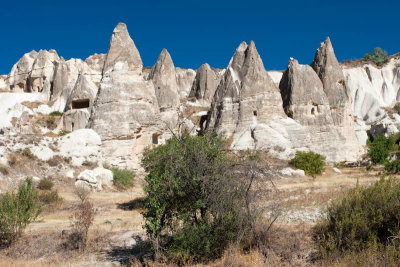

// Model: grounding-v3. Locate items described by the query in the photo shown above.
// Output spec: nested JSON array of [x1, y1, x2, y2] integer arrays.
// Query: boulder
[[75, 167, 113, 191], [57, 129, 102, 166]]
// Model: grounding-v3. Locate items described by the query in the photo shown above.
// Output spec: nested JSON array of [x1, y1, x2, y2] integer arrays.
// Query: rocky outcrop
[[6, 50, 39, 92], [148, 49, 180, 111], [102, 23, 142, 74], [85, 53, 106, 73], [175, 67, 196, 98], [62, 74, 99, 131], [88, 23, 168, 169], [311, 38, 361, 154], [75, 167, 113, 191], [343, 56, 400, 124], [279, 58, 361, 161], [188, 63, 222, 105], [57, 129, 103, 166], [311, 37, 350, 125], [206, 41, 285, 140]]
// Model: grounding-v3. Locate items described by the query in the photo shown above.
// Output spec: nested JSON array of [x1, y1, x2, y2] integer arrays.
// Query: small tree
[[290, 151, 325, 176], [367, 134, 398, 164], [142, 131, 249, 262], [0, 178, 42, 245], [364, 47, 388, 66], [67, 186, 95, 251]]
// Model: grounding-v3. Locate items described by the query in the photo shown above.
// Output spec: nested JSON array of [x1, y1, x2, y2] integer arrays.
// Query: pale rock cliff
[[88, 23, 168, 169]]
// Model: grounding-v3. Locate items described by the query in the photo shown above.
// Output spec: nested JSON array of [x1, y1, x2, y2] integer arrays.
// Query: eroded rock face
[[148, 49, 180, 111], [6, 50, 39, 92], [207, 41, 285, 139], [280, 58, 332, 125], [311, 37, 350, 126], [310, 38, 361, 156], [343, 56, 400, 124], [188, 63, 222, 106], [102, 23, 142, 74], [175, 67, 196, 99], [88, 23, 168, 169], [279, 58, 361, 161]]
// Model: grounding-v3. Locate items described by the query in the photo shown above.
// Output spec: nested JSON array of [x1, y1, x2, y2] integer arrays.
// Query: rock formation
[[88, 23, 167, 169], [206, 41, 285, 140], [279, 58, 360, 161], [2, 22, 400, 167], [188, 63, 222, 106], [148, 49, 180, 111]]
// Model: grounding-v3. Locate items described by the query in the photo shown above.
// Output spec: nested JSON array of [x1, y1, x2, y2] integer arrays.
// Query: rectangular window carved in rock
[[72, 99, 90, 109]]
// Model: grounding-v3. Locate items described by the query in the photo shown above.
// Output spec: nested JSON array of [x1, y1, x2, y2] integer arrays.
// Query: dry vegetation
[[0, 147, 388, 266]]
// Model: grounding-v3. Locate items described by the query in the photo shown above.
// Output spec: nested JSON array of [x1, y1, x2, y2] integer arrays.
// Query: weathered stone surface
[[188, 63, 221, 105], [280, 58, 332, 125], [57, 129, 102, 166], [311, 37, 350, 125], [279, 58, 361, 161], [75, 167, 113, 191], [148, 49, 180, 110], [6, 50, 38, 92], [207, 41, 285, 139], [343, 56, 400, 124], [89, 23, 168, 170], [85, 53, 106, 73], [310, 38, 361, 158], [175, 67, 196, 98], [102, 23, 142, 74]]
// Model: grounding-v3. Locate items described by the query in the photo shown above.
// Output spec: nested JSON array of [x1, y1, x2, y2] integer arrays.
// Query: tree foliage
[[364, 47, 388, 66], [367, 134, 398, 164], [290, 151, 325, 176], [0, 178, 42, 245], [141, 131, 249, 262]]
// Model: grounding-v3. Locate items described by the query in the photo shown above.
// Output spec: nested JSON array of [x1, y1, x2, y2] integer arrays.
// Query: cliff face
[[0, 22, 398, 169]]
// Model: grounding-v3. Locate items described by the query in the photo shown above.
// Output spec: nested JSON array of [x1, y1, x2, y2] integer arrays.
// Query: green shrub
[[142, 131, 248, 262], [394, 103, 400, 114], [49, 111, 62, 116], [165, 221, 235, 262], [364, 47, 389, 66], [367, 134, 398, 164], [58, 130, 71, 137], [384, 158, 400, 173], [0, 178, 42, 245], [314, 177, 400, 257], [37, 178, 54, 190], [111, 168, 135, 190], [290, 151, 325, 176], [38, 190, 62, 205], [21, 147, 34, 159]]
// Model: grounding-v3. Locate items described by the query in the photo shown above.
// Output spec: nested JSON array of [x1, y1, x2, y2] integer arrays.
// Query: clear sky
[[0, 0, 398, 74]]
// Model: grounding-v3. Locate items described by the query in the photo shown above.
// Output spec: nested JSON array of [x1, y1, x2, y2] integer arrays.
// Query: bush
[[49, 111, 62, 116], [58, 130, 70, 137], [367, 134, 398, 164], [0, 178, 42, 245], [38, 190, 62, 205], [364, 47, 389, 66], [111, 168, 135, 190], [142, 131, 249, 262], [290, 151, 325, 176], [21, 147, 34, 159], [37, 178, 54, 190], [394, 102, 400, 114], [314, 177, 400, 257], [384, 158, 400, 173]]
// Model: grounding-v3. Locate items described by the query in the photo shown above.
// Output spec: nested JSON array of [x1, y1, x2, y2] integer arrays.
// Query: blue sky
[[0, 0, 398, 74]]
